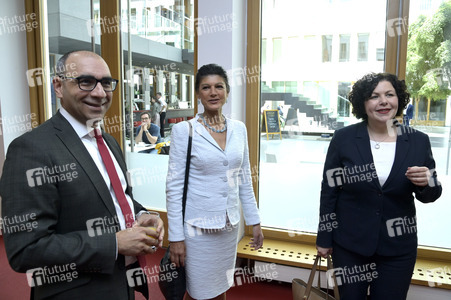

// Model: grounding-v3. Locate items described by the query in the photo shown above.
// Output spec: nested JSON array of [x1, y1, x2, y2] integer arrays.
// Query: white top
[[370, 140, 396, 187], [159, 98, 167, 112]]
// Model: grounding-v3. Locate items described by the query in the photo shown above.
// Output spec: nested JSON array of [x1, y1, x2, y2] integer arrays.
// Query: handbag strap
[[327, 256, 340, 299], [181, 121, 193, 222], [304, 255, 321, 298], [304, 256, 340, 300]]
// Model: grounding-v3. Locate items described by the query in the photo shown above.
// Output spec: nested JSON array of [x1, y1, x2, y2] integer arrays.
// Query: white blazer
[[166, 114, 261, 242]]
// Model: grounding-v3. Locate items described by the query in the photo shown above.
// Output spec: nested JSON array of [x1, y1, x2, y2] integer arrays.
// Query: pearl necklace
[[199, 114, 227, 133]]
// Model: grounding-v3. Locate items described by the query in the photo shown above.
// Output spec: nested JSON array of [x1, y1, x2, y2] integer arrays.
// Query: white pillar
[[197, 0, 247, 122]]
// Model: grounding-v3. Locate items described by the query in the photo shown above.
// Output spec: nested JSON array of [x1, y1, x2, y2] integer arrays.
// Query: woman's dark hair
[[195, 64, 230, 93], [348, 72, 410, 121]]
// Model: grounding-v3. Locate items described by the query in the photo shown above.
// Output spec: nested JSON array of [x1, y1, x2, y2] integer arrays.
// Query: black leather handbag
[[159, 122, 192, 300]]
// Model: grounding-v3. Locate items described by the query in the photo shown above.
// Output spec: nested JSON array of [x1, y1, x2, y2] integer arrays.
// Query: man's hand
[[135, 213, 164, 248], [116, 227, 158, 256]]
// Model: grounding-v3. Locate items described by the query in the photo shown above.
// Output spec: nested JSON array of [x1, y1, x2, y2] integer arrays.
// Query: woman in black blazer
[[316, 73, 442, 299]]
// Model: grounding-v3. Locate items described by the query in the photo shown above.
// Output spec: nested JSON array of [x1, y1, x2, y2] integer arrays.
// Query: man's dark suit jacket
[[316, 121, 442, 257], [0, 111, 146, 300]]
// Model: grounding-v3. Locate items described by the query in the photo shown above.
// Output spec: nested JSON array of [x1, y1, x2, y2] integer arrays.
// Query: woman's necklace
[[199, 114, 227, 133], [368, 131, 389, 149]]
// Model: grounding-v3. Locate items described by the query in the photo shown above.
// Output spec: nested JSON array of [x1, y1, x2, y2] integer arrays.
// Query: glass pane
[[405, 0, 451, 248], [121, 0, 195, 210], [322, 35, 332, 62], [357, 33, 369, 61], [47, 0, 100, 117], [339, 34, 350, 62], [259, 0, 386, 234]]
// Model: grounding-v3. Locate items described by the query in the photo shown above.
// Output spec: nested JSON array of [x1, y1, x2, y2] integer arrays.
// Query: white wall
[[0, 1, 32, 173]]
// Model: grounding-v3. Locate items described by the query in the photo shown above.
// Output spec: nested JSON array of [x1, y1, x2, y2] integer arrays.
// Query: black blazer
[[0, 112, 146, 300], [316, 121, 442, 257]]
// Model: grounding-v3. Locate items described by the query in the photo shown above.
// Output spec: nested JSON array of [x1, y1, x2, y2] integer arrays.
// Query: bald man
[[1, 51, 164, 300]]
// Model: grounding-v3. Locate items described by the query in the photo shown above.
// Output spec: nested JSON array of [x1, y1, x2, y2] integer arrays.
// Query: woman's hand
[[405, 166, 431, 187], [250, 224, 264, 250], [316, 245, 333, 258], [169, 241, 186, 268]]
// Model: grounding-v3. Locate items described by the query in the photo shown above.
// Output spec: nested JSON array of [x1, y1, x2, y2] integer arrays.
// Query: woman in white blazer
[[166, 64, 264, 300]]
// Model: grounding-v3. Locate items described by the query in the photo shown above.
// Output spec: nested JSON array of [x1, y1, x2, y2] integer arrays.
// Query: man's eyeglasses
[[59, 75, 119, 92]]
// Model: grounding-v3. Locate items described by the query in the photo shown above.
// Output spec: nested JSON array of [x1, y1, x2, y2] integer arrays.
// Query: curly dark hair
[[195, 64, 230, 93], [348, 72, 410, 121]]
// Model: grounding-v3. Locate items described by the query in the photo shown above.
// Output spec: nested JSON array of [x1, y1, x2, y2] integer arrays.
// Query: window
[[322, 35, 332, 62], [339, 34, 350, 62], [376, 48, 384, 61], [357, 33, 369, 61], [272, 38, 282, 64], [254, 0, 451, 251], [337, 82, 351, 117], [258, 0, 386, 238]]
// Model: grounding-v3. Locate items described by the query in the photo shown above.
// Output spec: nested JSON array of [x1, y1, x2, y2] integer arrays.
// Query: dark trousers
[[159, 111, 166, 137], [331, 243, 416, 300]]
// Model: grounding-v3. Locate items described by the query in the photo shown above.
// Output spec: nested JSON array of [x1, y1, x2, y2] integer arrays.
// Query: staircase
[[261, 86, 344, 133]]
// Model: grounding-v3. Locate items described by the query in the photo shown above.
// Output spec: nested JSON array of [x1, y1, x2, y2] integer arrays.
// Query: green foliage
[[406, 1, 451, 102]]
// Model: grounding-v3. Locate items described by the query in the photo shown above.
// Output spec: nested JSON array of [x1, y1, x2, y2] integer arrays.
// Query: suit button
[[223, 177, 228, 182], [376, 210, 380, 216], [223, 161, 228, 166], [378, 193, 382, 196], [223, 192, 227, 197]]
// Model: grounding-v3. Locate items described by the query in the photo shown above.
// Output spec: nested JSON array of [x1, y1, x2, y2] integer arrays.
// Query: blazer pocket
[[187, 189, 221, 212]]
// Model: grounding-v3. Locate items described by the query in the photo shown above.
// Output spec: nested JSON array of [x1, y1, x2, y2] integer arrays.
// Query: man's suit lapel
[[51, 112, 117, 218]]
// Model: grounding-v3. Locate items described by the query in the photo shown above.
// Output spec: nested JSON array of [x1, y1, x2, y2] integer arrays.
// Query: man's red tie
[[93, 129, 149, 297]]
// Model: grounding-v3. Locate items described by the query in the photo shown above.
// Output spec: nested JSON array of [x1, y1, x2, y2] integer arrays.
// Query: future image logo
[[25, 163, 78, 188], [325, 163, 377, 187], [126, 267, 147, 287], [126, 265, 179, 288], [386, 216, 417, 237], [26, 263, 78, 287], [326, 263, 378, 287], [86, 216, 120, 237], [86, 15, 121, 38], [195, 13, 237, 36], [326, 168, 345, 187], [386, 17, 408, 37], [0, 13, 38, 36], [26, 168, 46, 187], [26, 68, 46, 87], [227, 263, 278, 287]]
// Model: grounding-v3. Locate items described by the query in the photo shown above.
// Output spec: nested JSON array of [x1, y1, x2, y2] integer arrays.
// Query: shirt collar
[[59, 108, 101, 139]]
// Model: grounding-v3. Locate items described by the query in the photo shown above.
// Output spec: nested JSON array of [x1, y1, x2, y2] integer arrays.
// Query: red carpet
[[0, 235, 292, 299]]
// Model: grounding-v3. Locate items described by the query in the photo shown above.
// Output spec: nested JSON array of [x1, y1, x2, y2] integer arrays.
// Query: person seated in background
[[135, 112, 162, 153]]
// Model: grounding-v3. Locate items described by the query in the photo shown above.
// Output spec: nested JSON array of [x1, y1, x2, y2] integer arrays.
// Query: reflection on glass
[[259, 0, 451, 249], [121, 0, 196, 210], [405, 0, 451, 248]]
